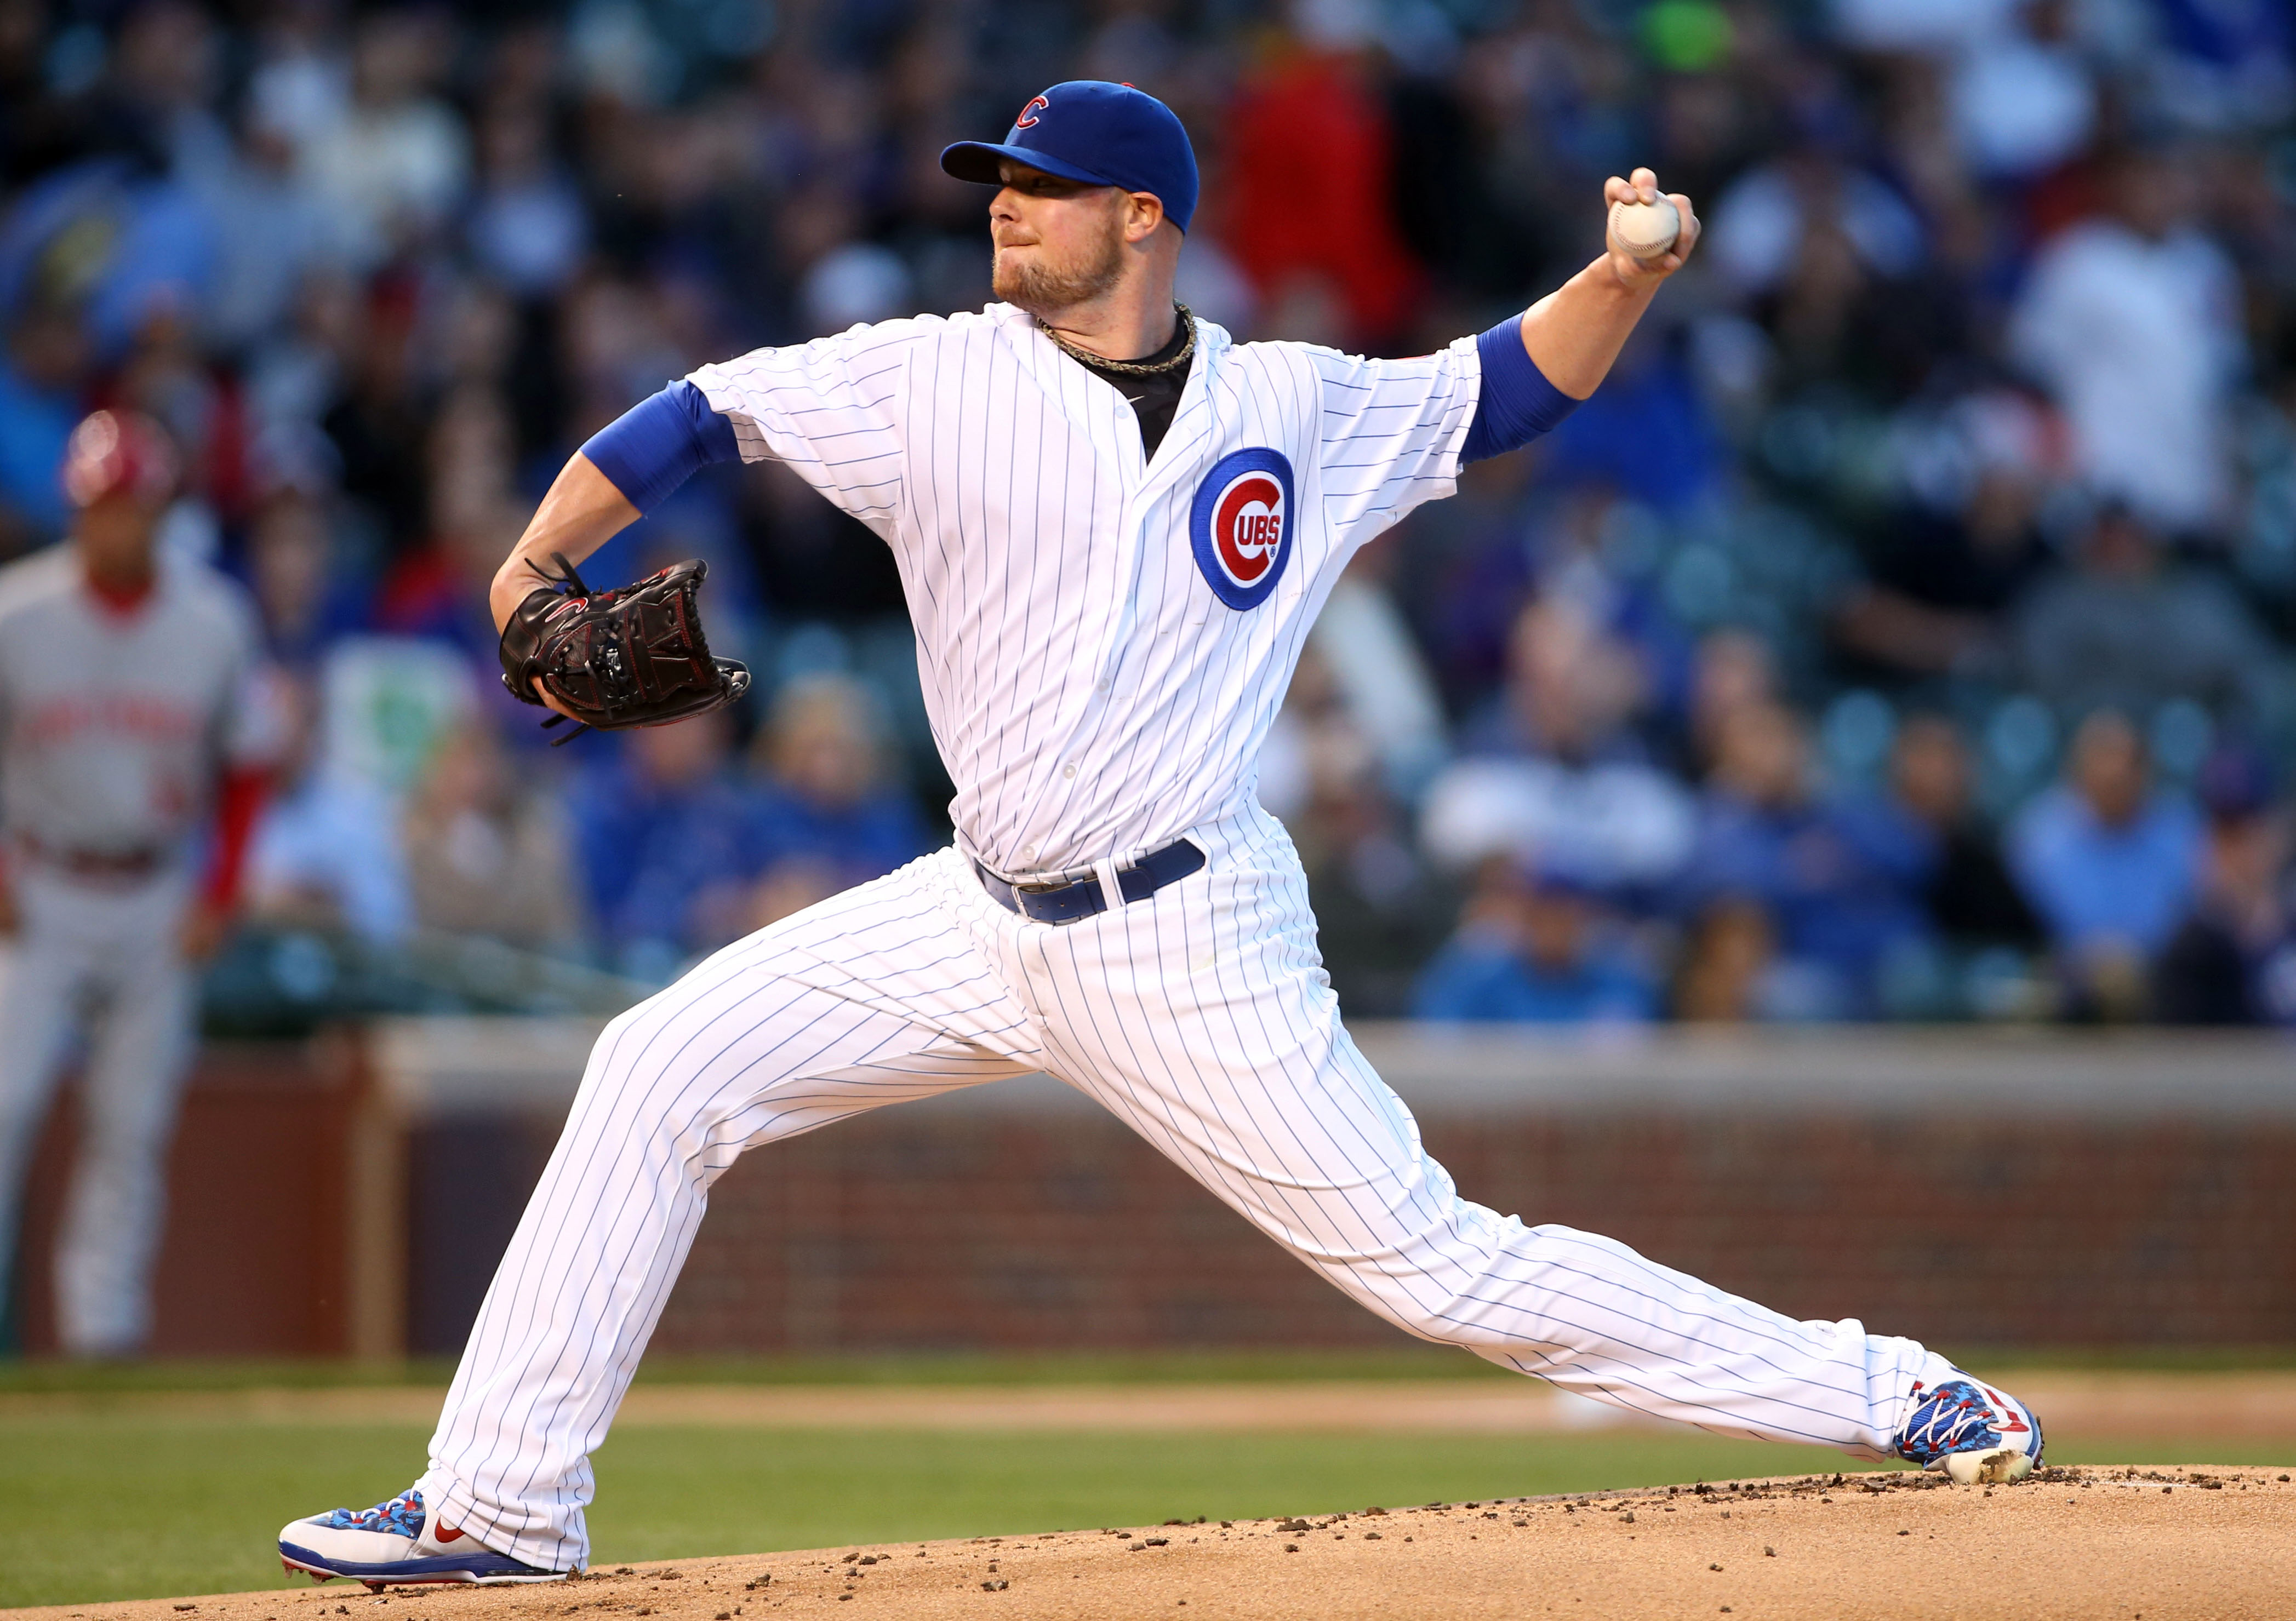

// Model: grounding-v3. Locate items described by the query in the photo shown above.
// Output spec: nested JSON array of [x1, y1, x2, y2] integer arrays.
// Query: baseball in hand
[[1609, 195, 1681, 260]]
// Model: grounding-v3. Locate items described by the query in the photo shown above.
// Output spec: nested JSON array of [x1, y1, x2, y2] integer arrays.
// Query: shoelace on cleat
[[1894, 1379, 2012, 1467], [319, 1490, 425, 1538]]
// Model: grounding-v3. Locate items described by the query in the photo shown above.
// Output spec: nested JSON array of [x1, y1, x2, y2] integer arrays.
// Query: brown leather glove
[[498, 554, 751, 742]]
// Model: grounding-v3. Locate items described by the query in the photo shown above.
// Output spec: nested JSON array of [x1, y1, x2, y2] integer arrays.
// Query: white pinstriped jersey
[[688, 302, 1481, 877], [414, 313, 1974, 1579]]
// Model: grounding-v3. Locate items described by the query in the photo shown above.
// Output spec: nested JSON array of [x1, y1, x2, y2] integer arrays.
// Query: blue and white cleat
[[1894, 1375, 2044, 1485], [278, 1488, 567, 1589]]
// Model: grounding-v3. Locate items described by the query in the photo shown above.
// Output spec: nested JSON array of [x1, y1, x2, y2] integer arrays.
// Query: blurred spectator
[[1461, 595, 1653, 762], [799, 242, 912, 337], [566, 712, 752, 978], [243, 671, 412, 946], [1414, 860, 1657, 1025], [244, 0, 352, 155], [319, 276, 431, 554], [1707, 147, 1925, 299], [1685, 700, 1935, 1017], [1672, 898, 1778, 1022], [1223, 13, 1422, 349], [1686, 627, 1780, 774], [1305, 555, 1449, 800], [1269, 647, 1455, 1018], [1949, 0, 2097, 181], [299, 10, 470, 271], [189, 113, 338, 358], [2008, 148, 2242, 536], [402, 721, 578, 950], [2014, 503, 2279, 723], [2008, 709, 2201, 1016], [1835, 393, 2055, 683], [2153, 744, 2296, 1023], [1888, 713, 2041, 949], [375, 382, 527, 661], [243, 482, 363, 667], [1722, 146, 1956, 402], [465, 102, 587, 299], [1419, 599, 1695, 896], [741, 675, 929, 932], [1411, 460, 1562, 715]]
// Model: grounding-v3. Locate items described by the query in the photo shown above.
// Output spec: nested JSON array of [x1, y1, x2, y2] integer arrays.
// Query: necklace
[[1035, 303, 1196, 376]]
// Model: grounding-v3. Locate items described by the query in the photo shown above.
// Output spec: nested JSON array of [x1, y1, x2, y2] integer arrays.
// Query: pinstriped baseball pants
[[419, 805, 1945, 1571]]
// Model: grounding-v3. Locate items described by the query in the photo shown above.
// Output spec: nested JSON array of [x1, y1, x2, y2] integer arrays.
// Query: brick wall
[[19, 1025, 2291, 1358], [639, 1098, 2296, 1354], [8, 1037, 361, 1357]]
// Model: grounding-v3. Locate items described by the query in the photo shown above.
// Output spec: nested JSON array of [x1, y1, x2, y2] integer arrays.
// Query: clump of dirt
[[19, 1466, 2294, 1621]]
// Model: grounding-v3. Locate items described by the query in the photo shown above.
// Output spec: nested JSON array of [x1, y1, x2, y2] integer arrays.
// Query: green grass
[[2, 1413, 2290, 1612], [5, 1342, 2295, 1397], [0, 1348, 1499, 1397]]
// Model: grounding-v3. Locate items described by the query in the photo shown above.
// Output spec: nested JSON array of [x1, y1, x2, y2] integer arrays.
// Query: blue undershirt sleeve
[[1460, 313, 1583, 466], [579, 381, 743, 514]]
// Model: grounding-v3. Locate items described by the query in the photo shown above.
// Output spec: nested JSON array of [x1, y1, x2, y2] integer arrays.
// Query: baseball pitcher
[[281, 83, 2041, 1586]]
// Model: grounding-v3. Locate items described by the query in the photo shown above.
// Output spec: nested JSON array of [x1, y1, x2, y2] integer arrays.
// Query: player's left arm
[[1454, 168, 1699, 471], [1518, 168, 1700, 400], [1310, 171, 1695, 547], [186, 618, 283, 960]]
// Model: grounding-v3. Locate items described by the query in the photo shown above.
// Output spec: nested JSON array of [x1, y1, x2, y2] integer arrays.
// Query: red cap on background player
[[62, 409, 180, 510]]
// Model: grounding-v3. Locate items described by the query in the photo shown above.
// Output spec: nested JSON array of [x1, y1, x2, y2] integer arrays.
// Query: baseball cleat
[[278, 1487, 567, 1588], [1893, 1376, 2043, 1483]]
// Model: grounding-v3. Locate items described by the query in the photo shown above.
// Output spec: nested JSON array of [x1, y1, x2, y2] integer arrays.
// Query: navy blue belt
[[975, 838, 1206, 925]]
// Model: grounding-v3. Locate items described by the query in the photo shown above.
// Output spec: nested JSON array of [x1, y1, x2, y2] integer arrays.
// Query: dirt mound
[[15, 1466, 2293, 1621]]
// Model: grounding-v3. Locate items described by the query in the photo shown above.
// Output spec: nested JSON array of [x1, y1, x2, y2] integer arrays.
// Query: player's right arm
[[490, 320, 923, 635], [488, 454, 640, 634]]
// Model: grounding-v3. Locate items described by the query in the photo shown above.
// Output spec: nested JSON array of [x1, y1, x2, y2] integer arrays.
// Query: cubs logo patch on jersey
[[1189, 447, 1294, 610]]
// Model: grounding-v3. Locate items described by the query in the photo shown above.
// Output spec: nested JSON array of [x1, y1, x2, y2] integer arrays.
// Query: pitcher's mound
[[22, 1466, 2296, 1621]]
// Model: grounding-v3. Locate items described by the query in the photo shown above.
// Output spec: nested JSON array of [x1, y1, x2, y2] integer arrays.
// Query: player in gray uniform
[[0, 410, 271, 1356]]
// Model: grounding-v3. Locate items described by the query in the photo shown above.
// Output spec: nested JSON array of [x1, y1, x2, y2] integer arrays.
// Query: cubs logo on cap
[[1189, 448, 1294, 610], [940, 80, 1200, 233]]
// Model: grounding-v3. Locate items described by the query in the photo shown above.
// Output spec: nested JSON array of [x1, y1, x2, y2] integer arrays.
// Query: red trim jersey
[[0, 548, 273, 863]]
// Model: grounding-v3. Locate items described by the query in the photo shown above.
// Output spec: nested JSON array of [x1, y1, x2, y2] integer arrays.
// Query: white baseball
[[1609, 195, 1681, 259]]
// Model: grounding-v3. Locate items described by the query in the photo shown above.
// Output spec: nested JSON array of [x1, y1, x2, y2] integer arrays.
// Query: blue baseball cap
[[940, 81, 1198, 233]]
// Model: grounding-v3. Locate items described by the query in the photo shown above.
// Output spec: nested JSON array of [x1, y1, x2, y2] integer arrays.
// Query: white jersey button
[[1020, 844, 1037, 862], [1062, 762, 1077, 779]]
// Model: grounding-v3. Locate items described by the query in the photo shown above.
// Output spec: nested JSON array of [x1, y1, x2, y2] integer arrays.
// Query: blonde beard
[[992, 223, 1127, 318]]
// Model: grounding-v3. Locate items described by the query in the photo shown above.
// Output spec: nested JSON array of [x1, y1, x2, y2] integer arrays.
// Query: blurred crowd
[[1, 0, 2292, 1024]]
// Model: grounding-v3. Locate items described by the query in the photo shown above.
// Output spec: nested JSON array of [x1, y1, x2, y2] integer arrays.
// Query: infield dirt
[[12, 1465, 2292, 1621]]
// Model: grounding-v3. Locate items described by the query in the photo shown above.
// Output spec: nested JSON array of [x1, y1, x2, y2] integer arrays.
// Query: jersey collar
[[81, 559, 167, 621], [992, 301, 1229, 494]]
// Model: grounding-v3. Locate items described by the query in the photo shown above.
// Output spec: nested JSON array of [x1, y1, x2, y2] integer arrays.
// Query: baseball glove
[[498, 554, 751, 742]]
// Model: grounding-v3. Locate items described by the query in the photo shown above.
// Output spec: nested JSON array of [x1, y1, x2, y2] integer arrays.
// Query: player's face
[[73, 489, 163, 585], [989, 162, 1129, 315]]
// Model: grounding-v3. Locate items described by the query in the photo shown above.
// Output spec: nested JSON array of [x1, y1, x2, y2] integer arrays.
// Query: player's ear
[[1123, 191, 1166, 244]]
